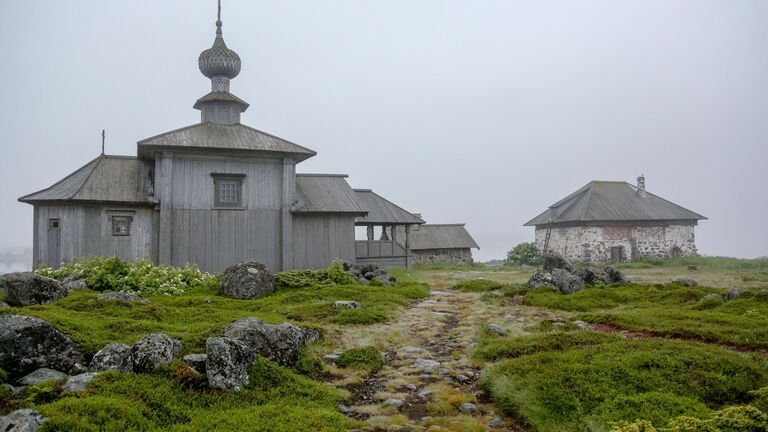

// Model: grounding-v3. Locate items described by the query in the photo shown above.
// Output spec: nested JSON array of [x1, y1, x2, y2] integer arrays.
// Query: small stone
[[383, 398, 404, 408], [487, 324, 507, 336], [0, 302, 9, 308], [458, 402, 477, 413], [62, 372, 101, 393], [488, 417, 505, 427], [455, 374, 470, 383], [183, 354, 208, 374], [333, 301, 361, 309], [96, 291, 150, 303], [417, 389, 433, 399], [402, 346, 423, 353], [405, 384, 417, 391], [464, 371, 475, 377], [725, 288, 741, 301], [675, 277, 698, 287], [700, 293, 724, 302], [573, 320, 591, 329], [323, 353, 340, 363], [337, 404, 353, 414], [437, 368, 450, 376], [0, 409, 47, 432], [18, 368, 67, 386], [412, 358, 439, 370]]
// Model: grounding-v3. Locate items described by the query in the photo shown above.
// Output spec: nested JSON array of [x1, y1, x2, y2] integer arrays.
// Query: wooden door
[[610, 246, 624, 263], [47, 218, 61, 267]]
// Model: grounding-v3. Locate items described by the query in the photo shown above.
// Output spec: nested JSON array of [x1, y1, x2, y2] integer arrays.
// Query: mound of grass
[[481, 338, 768, 431], [612, 405, 768, 431], [31, 358, 348, 432], [0, 283, 429, 355], [473, 330, 622, 362], [616, 256, 768, 271], [453, 279, 506, 292], [334, 346, 384, 374]]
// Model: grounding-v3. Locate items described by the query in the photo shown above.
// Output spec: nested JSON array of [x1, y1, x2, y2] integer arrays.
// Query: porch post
[[405, 225, 412, 269]]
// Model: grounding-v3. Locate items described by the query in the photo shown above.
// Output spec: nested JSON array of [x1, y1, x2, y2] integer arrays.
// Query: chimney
[[637, 174, 647, 197]]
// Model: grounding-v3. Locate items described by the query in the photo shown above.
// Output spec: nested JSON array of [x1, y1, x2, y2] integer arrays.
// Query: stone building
[[409, 224, 479, 265], [524, 177, 706, 263]]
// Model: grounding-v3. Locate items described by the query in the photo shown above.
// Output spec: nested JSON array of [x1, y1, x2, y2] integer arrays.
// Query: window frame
[[107, 210, 135, 237], [211, 173, 246, 209]]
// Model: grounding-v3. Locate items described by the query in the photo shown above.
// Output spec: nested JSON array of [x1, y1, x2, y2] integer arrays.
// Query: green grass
[[0, 283, 429, 356], [615, 256, 768, 271], [473, 330, 623, 362], [453, 279, 506, 292], [481, 337, 768, 431], [31, 358, 349, 431], [334, 346, 384, 373]]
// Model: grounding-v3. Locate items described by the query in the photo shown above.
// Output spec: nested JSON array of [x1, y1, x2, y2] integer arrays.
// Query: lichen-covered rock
[[373, 274, 397, 286], [0, 315, 84, 380], [62, 372, 101, 393], [63, 279, 88, 292], [551, 268, 584, 294], [575, 267, 607, 285], [725, 288, 741, 301], [219, 261, 275, 300], [130, 333, 181, 373], [486, 324, 507, 337], [2, 272, 67, 307], [526, 269, 556, 289], [89, 343, 132, 373], [333, 301, 361, 309], [701, 293, 724, 302], [183, 354, 208, 374], [96, 291, 150, 303], [675, 277, 698, 287], [17, 368, 67, 386], [205, 337, 253, 391], [0, 409, 47, 432], [542, 252, 575, 273], [603, 266, 629, 285], [223, 318, 319, 366]]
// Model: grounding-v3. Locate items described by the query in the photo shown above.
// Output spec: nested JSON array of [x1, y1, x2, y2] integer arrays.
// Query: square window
[[48, 219, 60, 229], [212, 173, 245, 208], [112, 216, 131, 236]]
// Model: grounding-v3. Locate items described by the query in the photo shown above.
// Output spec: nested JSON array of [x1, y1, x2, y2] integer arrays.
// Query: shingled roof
[[293, 174, 367, 214], [353, 190, 424, 225], [410, 224, 479, 250], [524, 181, 706, 226], [137, 123, 316, 162], [18, 155, 153, 205]]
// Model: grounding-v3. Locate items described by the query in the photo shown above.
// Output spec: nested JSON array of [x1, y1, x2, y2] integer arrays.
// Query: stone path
[[325, 284, 550, 431]]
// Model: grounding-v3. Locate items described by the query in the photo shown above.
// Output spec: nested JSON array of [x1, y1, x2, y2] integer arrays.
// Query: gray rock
[[526, 269, 556, 290], [363, 272, 375, 280], [0, 409, 47, 432], [576, 267, 607, 285], [323, 353, 340, 363], [551, 268, 584, 294], [0, 302, 10, 308], [17, 368, 67, 386], [405, 383, 417, 391], [573, 320, 591, 329], [725, 288, 741, 301], [0, 315, 84, 380], [383, 398, 404, 408], [63, 279, 88, 292], [675, 277, 698, 287], [455, 374, 470, 383], [90, 343, 132, 373], [62, 372, 101, 393], [130, 333, 181, 373], [373, 274, 397, 285], [458, 402, 478, 413], [218, 261, 275, 300], [412, 358, 439, 371], [96, 291, 149, 303], [603, 266, 628, 284], [183, 354, 208, 374], [488, 417, 505, 427], [487, 324, 507, 336], [222, 318, 319, 366], [542, 252, 575, 273], [2, 272, 67, 307], [337, 404, 353, 414], [402, 346, 424, 353], [700, 293, 724, 302], [205, 337, 253, 391], [417, 389, 433, 399], [333, 301, 361, 309]]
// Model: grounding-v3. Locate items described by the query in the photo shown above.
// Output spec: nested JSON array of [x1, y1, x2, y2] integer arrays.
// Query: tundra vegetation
[[0, 256, 766, 431]]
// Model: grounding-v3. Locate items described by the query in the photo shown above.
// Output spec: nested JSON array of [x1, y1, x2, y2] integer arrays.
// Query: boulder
[[0, 315, 84, 379], [130, 333, 181, 373], [526, 269, 556, 290], [333, 301, 361, 309], [373, 274, 397, 286], [218, 261, 275, 300], [603, 266, 628, 285], [222, 318, 319, 366], [364, 272, 375, 280], [541, 252, 575, 273], [2, 272, 67, 307], [183, 354, 208, 374], [205, 337, 253, 391], [89, 343, 132, 373], [0, 409, 47, 432], [486, 324, 507, 337], [17, 368, 68, 386], [62, 372, 101, 393], [575, 267, 607, 285], [551, 268, 584, 294], [96, 291, 150, 303], [725, 288, 741, 301], [63, 279, 88, 292], [675, 277, 698, 287]]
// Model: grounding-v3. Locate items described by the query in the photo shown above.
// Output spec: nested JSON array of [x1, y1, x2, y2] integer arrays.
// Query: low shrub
[[453, 279, 505, 292], [612, 405, 768, 431], [334, 346, 384, 374], [275, 260, 357, 289], [473, 330, 622, 361], [506, 242, 540, 265]]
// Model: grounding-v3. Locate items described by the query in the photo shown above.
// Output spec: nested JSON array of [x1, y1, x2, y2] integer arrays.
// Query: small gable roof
[[293, 174, 367, 214], [19, 155, 152, 205], [137, 123, 316, 162], [525, 181, 707, 226], [410, 224, 479, 250], [353, 190, 424, 225]]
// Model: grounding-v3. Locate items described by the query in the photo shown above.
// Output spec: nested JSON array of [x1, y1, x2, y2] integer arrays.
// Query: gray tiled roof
[[353, 190, 424, 225], [137, 123, 316, 162], [525, 181, 706, 226], [410, 224, 479, 250], [19, 155, 152, 205], [293, 174, 367, 214]]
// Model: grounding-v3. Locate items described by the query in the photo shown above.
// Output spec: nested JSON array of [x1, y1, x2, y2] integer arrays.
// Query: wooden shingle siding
[[292, 214, 356, 269]]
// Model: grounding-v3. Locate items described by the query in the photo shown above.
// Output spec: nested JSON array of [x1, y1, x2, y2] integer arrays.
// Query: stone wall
[[534, 224, 698, 263], [412, 248, 474, 265]]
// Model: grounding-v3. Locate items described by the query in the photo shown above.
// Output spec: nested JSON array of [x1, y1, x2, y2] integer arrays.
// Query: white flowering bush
[[35, 257, 218, 296]]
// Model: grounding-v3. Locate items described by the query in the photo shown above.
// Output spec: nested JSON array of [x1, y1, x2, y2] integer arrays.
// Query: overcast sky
[[1, 1, 766, 261]]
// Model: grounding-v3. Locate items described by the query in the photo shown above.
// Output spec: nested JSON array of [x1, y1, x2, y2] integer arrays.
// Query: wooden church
[[19, 4, 475, 272]]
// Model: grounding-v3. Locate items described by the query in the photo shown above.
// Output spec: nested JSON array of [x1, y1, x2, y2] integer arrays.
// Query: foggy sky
[[1, 0, 767, 261]]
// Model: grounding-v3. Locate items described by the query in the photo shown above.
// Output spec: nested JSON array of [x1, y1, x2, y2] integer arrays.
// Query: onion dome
[[198, 20, 241, 81]]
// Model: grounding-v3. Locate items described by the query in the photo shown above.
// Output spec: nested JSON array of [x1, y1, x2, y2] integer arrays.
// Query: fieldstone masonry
[[411, 248, 474, 265], [535, 224, 698, 263]]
